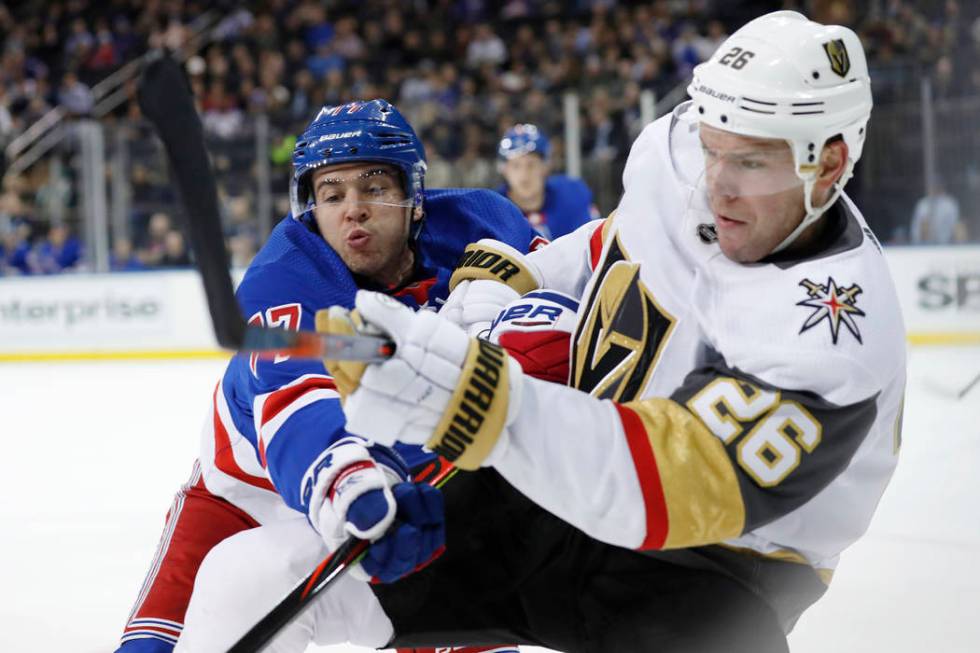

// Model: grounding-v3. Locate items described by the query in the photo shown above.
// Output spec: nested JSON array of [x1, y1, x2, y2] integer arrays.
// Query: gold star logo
[[797, 277, 865, 344]]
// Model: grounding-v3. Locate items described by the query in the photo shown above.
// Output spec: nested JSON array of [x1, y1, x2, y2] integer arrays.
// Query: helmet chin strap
[[770, 166, 849, 255]]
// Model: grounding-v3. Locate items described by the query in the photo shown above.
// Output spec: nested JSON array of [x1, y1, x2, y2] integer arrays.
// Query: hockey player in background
[[114, 99, 541, 653], [497, 123, 597, 239], [173, 10, 906, 653]]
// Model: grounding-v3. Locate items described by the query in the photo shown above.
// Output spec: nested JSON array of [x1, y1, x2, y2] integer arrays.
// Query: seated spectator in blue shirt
[[30, 223, 82, 274], [110, 237, 146, 271], [1, 220, 32, 275]]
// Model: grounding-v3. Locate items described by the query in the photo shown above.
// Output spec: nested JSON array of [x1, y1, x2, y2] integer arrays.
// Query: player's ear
[[816, 138, 849, 191]]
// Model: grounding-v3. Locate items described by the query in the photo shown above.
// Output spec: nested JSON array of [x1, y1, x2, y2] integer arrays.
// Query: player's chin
[[343, 251, 380, 277], [716, 233, 756, 263]]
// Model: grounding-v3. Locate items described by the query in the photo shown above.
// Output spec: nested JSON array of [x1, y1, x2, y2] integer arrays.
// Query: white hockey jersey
[[492, 111, 906, 582]]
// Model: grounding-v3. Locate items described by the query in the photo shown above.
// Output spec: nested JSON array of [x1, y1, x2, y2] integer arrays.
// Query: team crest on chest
[[796, 276, 865, 344], [572, 235, 675, 401]]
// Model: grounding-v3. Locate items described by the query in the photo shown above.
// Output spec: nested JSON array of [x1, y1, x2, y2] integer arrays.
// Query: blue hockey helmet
[[290, 99, 427, 223], [497, 123, 550, 161]]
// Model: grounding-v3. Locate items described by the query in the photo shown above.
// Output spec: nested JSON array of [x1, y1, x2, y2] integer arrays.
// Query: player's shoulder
[[424, 187, 520, 216], [546, 174, 590, 196], [622, 113, 673, 188], [423, 187, 530, 241], [238, 217, 356, 314], [709, 204, 904, 403]]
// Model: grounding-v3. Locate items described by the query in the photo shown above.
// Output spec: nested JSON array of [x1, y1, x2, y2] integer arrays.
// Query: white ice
[[1, 345, 978, 652]]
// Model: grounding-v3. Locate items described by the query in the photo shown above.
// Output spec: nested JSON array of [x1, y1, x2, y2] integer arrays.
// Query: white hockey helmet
[[686, 11, 872, 252]]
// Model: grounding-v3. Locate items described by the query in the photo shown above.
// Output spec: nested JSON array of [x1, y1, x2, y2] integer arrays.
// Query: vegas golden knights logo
[[572, 235, 675, 402], [822, 39, 850, 78]]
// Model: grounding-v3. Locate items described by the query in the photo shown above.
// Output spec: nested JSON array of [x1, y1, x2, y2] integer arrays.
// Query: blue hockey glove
[[360, 481, 445, 583], [302, 437, 445, 583]]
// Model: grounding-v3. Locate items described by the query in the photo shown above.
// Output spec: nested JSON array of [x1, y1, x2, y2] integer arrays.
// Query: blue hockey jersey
[[498, 174, 596, 240], [200, 188, 541, 520]]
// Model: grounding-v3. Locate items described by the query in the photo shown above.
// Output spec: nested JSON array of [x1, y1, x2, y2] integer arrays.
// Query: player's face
[[502, 154, 548, 198], [310, 163, 416, 286], [700, 125, 806, 263]]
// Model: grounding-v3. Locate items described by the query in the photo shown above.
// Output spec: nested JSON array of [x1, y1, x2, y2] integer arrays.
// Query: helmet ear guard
[[686, 11, 872, 252]]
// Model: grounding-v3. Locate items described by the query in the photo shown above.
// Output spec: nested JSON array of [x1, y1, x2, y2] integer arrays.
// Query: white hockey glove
[[316, 290, 525, 470], [302, 436, 406, 550], [487, 290, 579, 384], [440, 239, 542, 338]]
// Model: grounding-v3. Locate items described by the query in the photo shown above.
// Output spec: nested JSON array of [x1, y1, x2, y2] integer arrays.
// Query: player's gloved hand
[[488, 290, 579, 384], [361, 481, 445, 583], [441, 239, 542, 338], [301, 437, 445, 582], [317, 290, 525, 470]]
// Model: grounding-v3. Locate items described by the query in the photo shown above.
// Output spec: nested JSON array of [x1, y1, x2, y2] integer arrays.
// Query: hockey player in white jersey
[[178, 11, 905, 652]]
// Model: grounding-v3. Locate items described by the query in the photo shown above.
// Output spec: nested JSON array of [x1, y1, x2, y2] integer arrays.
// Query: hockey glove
[[488, 290, 579, 384], [316, 290, 525, 470], [301, 437, 445, 583], [441, 239, 542, 338]]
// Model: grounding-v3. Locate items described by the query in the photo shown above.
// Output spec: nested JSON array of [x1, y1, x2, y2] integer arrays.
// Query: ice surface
[[1, 346, 978, 652]]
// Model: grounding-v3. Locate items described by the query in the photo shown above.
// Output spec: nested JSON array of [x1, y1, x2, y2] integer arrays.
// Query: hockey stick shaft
[[137, 52, 394, 362], [957, 372, 980, 399], [228, 461, 459, 653]]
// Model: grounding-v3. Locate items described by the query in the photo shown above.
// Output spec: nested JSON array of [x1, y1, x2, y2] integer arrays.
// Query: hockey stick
[[228, 460, 459, 653], [922, 371, 980, 401], [136, 51, 393, 362], [958, 372, 980, 399]]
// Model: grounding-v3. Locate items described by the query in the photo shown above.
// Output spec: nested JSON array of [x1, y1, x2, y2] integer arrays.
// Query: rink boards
[[0, 245, 978, 361]]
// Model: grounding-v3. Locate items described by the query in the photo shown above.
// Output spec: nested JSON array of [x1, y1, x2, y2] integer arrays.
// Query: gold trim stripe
[[427, 339, 510, 470], [624, 397, 746, 549], [718, 543, 835, 585], [0, 349, 230, 363], [906, 332, 980, 346]]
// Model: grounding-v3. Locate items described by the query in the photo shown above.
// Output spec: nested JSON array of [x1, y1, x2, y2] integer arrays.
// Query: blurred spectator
[[1, 219, 32, 275], [65, 18, 94, 66], [139, 211, 173, 266], [466, 23, 507, 68], [58, 72, 94, 117], [696, 20, 729, 60], [911, 178, 968, 244], [0, 87, 13, 144], [29, 223, 81, 274], [201, 79, 244, 138], [110, 237, 146, 271], [228, 231, 257, 269], [87, 19, 120, 72], [159, 229, 191, 267]]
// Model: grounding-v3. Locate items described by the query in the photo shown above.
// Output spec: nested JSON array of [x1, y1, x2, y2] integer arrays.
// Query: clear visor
[[669, 102, 805, 202], [296, 167, 413, 221]]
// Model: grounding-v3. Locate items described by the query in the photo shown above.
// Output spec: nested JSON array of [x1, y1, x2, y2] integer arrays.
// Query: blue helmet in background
[[290, 99, 427, 222], [497, 123, 550, 161]]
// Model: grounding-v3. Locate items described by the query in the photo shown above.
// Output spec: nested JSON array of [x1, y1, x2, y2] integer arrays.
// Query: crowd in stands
[[1, 0, 978, 276]]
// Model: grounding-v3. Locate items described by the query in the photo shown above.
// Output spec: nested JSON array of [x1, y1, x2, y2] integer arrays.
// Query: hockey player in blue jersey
[[115, 99, 539, 652], [497, 123, 597, 240]]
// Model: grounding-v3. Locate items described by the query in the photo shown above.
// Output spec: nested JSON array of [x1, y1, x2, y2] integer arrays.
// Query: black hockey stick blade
[[229, 461, 459, 652], [137, 51, 244, 350], [136, 52, 395, 362]]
